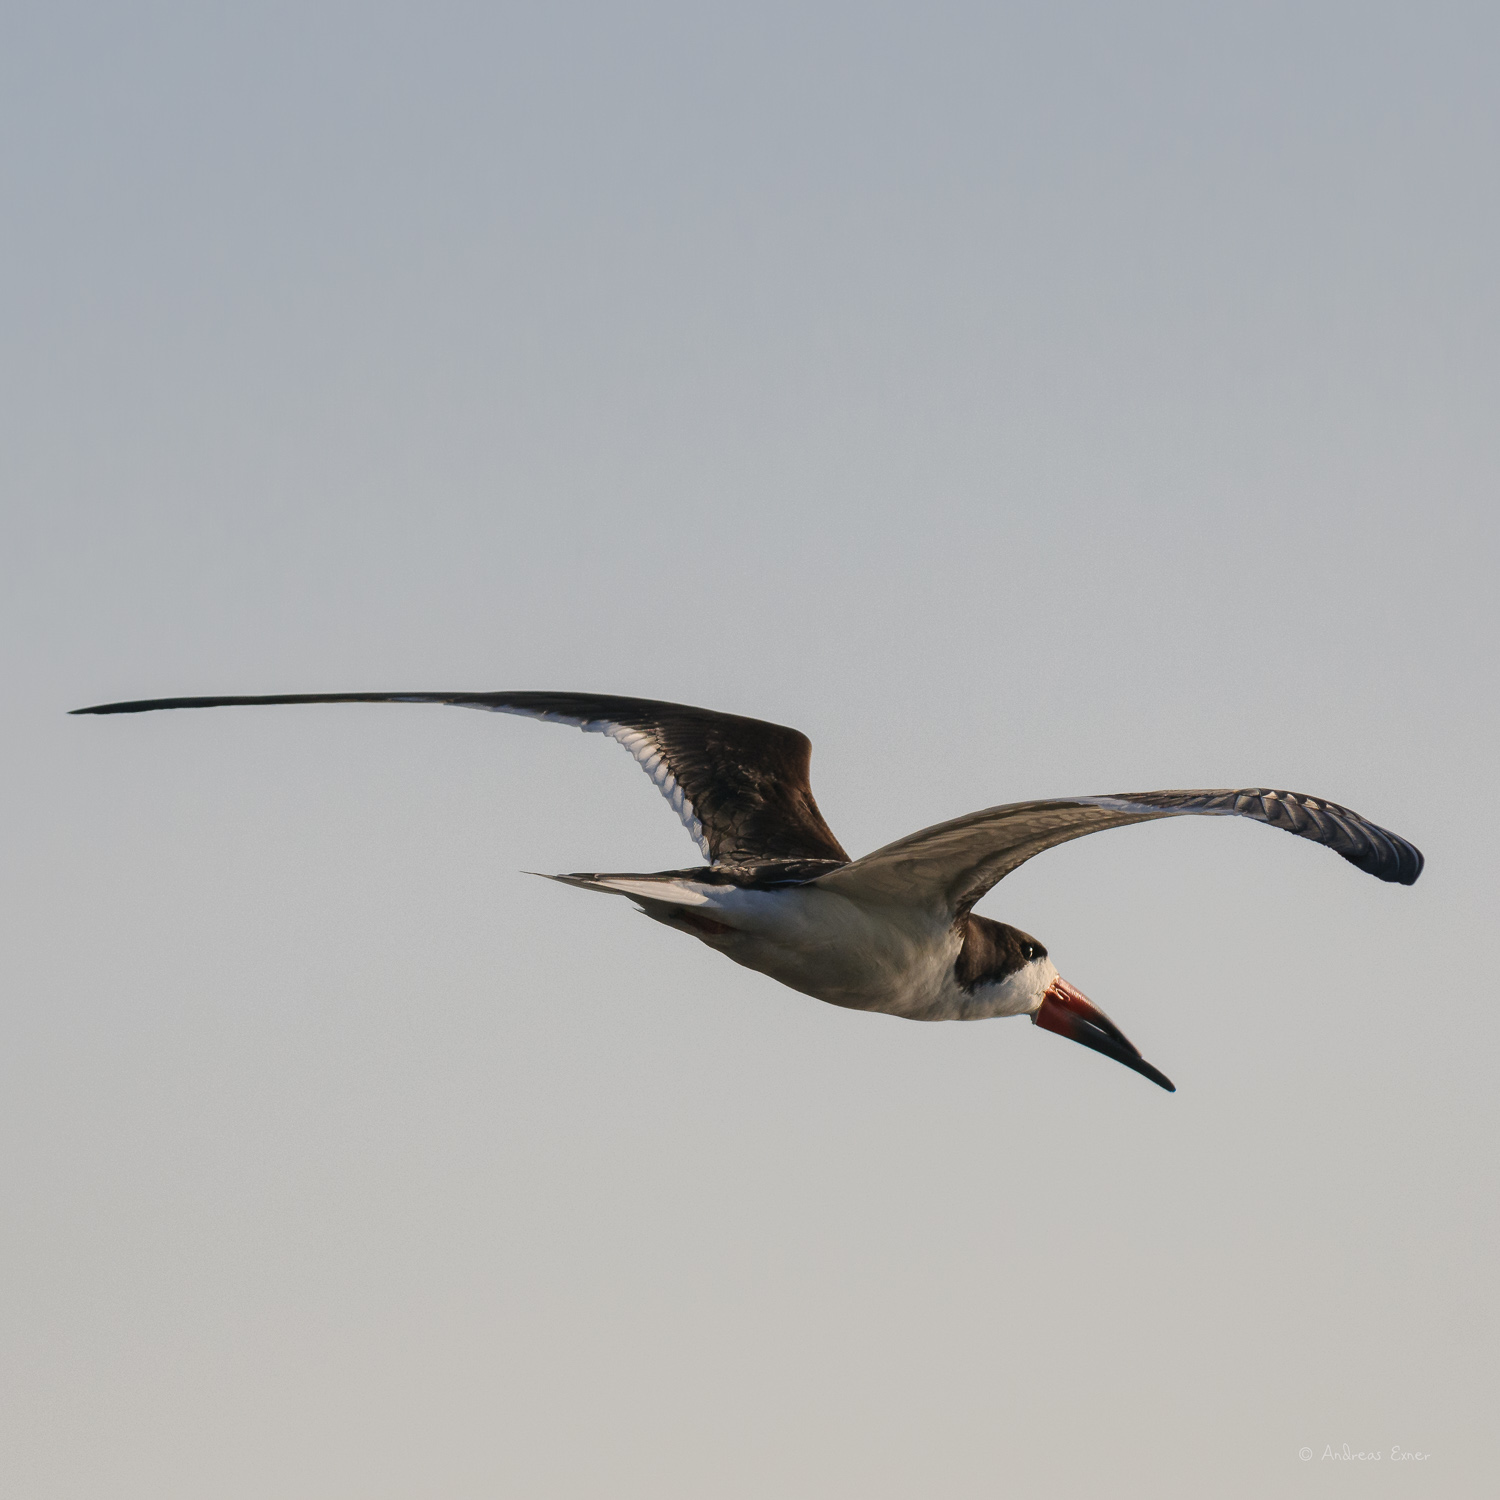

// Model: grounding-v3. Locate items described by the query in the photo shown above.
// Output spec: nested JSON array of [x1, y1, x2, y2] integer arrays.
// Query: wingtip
[[1374, 845, 1424, 885], [71, 700, 161, 715]]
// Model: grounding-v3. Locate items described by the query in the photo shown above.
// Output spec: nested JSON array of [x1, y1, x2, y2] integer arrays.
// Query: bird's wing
[[814, 788, 1422, 916], [71, 690, 849, 866]]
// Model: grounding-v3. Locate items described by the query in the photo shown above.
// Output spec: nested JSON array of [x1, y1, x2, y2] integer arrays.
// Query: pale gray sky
[[3, 3, 1496, 1496]]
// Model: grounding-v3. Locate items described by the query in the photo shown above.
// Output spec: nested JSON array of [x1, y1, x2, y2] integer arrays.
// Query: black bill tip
[[1034, 977, 1177, 1092]]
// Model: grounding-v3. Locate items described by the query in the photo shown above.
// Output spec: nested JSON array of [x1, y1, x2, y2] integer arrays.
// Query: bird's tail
[[526, 871, 722, 907]]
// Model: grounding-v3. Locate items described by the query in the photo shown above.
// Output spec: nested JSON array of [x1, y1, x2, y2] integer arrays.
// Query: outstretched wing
[[72, 690, 849, 867], [814, 787, 1423, 915]]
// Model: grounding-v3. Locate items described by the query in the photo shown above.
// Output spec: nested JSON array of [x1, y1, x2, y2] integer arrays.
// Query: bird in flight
[[74, 690, 1423, 1091]]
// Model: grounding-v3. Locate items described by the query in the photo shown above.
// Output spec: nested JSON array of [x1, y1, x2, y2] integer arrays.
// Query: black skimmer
[[73, 691, 1424, 1091]]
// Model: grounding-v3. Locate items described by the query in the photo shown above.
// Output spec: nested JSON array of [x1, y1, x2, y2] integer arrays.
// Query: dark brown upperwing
[[815, 787, 1422, 916], [72, 690, 850, 866]]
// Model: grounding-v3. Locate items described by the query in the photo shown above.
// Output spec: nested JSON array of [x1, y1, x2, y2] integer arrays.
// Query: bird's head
[[957, 915, 1174, 1091]]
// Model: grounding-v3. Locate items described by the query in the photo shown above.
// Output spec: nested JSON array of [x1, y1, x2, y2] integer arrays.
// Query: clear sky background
[[3, 3, 1496, 1496]]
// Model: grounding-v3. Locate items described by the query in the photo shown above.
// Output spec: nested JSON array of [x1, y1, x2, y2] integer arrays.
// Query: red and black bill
[[1033, 977, 1175, 1092]]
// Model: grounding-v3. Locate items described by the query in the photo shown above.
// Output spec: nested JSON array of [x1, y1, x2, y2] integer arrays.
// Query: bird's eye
[[1022, 943, 1037, 961]]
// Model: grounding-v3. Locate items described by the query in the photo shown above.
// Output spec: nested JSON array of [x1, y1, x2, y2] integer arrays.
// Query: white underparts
[[552, 875, 1044, 1022]]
